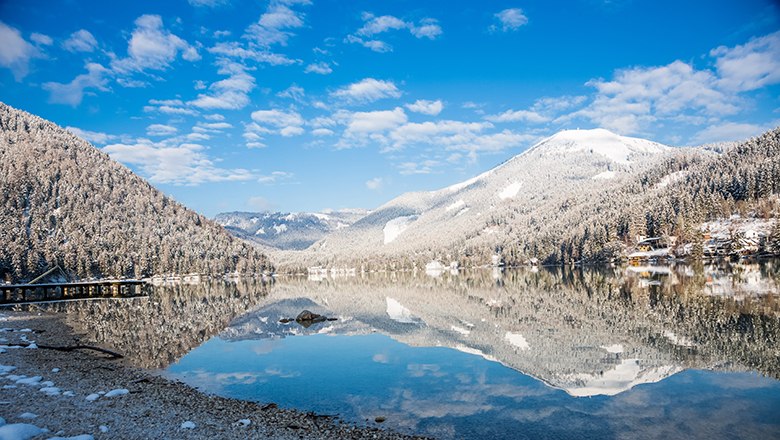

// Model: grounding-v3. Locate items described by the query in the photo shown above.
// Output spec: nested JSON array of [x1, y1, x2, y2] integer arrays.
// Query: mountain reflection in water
[[40, 262, 780, 439]]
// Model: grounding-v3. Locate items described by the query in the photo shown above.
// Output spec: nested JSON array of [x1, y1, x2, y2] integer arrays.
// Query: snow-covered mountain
[[215, 209, 369, 250], [304, 128, 676, 264]]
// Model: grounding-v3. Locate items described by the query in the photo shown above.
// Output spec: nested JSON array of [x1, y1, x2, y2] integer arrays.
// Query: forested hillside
[[0, 103, 272, 282]]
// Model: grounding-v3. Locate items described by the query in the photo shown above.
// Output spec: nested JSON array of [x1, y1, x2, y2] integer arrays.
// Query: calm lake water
[[44, 262, 780, 439]]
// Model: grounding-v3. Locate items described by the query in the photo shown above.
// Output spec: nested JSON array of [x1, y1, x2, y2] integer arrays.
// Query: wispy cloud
[[711, 30, 780, 92], [111, 15, 199, 75], [304, 61, 332, 74], [491, 8, 529, 32], [62, 29, 98, 53], [331, 78, 401, 103], [0, 21, 39, 80], [365, 177, 383, 190], [346, 12, 442, 52], [146, 123, 178, 136], [42, 62, 109, 106], [189, 60, 255, 110], [405, 99, 443, 116], [66, 126, 118, 144], [103, 138, 254, 185]]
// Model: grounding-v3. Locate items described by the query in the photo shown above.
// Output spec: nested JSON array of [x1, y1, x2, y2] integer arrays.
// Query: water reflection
[[31, 262, 780, 439]]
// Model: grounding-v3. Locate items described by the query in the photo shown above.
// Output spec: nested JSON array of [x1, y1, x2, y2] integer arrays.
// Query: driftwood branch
[[19, 342, 123, 359]]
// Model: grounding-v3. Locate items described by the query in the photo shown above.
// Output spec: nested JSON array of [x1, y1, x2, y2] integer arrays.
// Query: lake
[[44, 262, 780, 439]]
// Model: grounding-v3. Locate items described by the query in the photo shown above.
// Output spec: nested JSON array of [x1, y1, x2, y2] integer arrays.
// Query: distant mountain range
[[0, 102, 271, 282], [214, 209, 369, 250], [269, 127, 780, 270]]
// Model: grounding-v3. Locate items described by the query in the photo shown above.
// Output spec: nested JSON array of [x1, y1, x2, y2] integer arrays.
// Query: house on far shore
[[628, 236, 675, 264]]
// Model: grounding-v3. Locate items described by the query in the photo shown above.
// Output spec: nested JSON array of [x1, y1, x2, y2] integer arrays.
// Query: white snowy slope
[[311, 128, 674, 259]]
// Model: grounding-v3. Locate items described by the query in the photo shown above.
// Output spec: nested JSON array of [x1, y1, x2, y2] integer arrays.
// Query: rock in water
[[296, 310, 323, 322]]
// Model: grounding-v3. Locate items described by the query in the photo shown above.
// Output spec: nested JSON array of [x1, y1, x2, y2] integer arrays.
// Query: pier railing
[[0, 280, 147, 305]]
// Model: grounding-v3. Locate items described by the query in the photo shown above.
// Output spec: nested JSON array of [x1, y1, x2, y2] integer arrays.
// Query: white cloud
[[249, 108, 304, 139], [492, 8, 529, 32], [344, 12, 442, 52], [345, 35, 392, 53], [451, 129, 535, 153], [347, 108, 408, 133], [531, 95, 587, 113], [103, 140, 254, 185], [311, 128, 334, 136], [194, 121, 232, 132], [346, 13, 442, 52], [304, 61, 332, 74], [43, 62, 109, 106], [365, 177, 383, 190], [277, 84, 305, 101], [399, 160, 439, 175], [389, 120, 492, 149], [30, 33, 53, 46], [690, 121, 773, 145], [244, 2, 310, 48], [711, 31, 780, 92], [405, 99, 443, 116], [258, 171, 295, 184], [356, 14, 407, 36], [63, 29, 98, 52], [573, 60, 738, 134], [331, 78, 401, 103], [146, 124, 178, 136], [66, 126, 117, 144], [207, 42, 297, 66], [485, 109, 549, 123], [188, 0, 230, 7], [111, 15, 197, 74], [189, 61, 255, 110], [0, 21, 38, 80], [251, 109, 304, 128]]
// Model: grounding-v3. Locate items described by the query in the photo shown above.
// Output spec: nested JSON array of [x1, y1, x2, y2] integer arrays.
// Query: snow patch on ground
[[655, 170, 688, 189], [272, 224, 288, 234], [563, 359, 680, 397], [451, 325, 471, 336], [664, 331, 695, 347], [425, 260, 445, 277], [498, 182, 522, 200], [386, 297, 416, 324], [445, 199, 465, 212], [504, 332, 530, 350], [453, 344, 499, 363], [383, 215, 417, 244], [601, 344, 624, 354], [592, 170, 616, 180]]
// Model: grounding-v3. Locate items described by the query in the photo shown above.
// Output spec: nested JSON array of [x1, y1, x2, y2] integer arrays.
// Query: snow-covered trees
[[0, 103, 272, 282]]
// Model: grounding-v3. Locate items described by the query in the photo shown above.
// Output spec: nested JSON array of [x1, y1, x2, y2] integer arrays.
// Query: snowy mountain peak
[[531, 128, 670, 165]]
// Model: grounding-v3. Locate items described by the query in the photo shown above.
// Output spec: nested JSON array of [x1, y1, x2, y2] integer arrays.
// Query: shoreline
[[0, 310, 429, 440]]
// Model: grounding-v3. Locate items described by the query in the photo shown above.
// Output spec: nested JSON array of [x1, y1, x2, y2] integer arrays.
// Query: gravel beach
[[0, 310, 429, 440]]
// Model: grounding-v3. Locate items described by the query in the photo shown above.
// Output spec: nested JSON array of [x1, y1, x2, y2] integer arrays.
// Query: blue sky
[[1, 0, 779, 216]]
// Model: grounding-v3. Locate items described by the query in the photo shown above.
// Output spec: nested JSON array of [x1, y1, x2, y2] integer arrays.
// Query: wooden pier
[[0, 280, 147, 305]]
